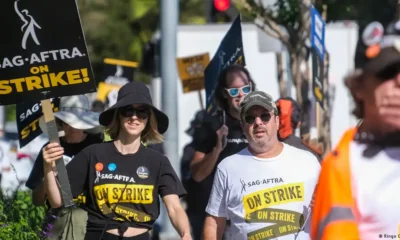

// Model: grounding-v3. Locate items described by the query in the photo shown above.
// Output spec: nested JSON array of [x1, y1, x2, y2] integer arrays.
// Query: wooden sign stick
[[41, 99, 75, 207]]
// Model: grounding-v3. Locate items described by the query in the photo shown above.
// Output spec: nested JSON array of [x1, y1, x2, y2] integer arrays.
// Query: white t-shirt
[[350, 143, 400, 239], [206, 143, 321, 240]]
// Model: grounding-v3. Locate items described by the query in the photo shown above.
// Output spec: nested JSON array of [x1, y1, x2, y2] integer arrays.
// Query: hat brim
[[55, 111, 101, 130], [99, 93, 169, 134], [365, 47, 400, 74], [39, 111, 103, 136], [241, 102, 275, 120]]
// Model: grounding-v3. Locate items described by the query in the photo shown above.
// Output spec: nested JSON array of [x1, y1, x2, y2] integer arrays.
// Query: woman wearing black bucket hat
[[42, 82, 192, 240]]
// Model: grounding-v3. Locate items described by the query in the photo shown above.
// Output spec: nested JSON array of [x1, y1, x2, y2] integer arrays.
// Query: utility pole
[[160, 0, 180, 238]]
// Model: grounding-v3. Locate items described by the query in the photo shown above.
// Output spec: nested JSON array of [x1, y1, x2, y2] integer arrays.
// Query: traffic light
[[214, 0, 230, 12], [207, 0, 237, 23]]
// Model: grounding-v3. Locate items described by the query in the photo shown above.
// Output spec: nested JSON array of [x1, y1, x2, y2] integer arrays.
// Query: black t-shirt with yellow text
[[66, 141, 186, 232]]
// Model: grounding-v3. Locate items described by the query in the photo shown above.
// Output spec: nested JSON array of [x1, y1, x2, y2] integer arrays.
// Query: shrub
[[0, 189, 46, 240]]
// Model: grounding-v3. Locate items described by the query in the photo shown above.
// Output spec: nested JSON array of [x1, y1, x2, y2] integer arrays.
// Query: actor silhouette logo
[[14, 0, 42, 50]]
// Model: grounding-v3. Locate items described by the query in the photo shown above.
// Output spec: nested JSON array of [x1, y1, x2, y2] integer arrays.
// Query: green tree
[[321, 0, 397, 28], [77, 0, 207, 84]]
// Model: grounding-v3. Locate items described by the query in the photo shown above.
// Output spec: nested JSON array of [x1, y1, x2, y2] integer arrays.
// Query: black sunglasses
[[244, 113, 272, 125], [119, 106, 151, 119]]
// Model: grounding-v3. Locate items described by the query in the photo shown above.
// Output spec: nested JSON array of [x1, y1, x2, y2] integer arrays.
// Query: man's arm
[[204, 167, 229, 240], [203, 214, 226, 240], [190, 125, 227, 182], [190, 148, 221, 182], [163, 194, 192, 240]]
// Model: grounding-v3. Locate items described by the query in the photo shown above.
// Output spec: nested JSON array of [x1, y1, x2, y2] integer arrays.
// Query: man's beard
[[250, 127, 269, 147]]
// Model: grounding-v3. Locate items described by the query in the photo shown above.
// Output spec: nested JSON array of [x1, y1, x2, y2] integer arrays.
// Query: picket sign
[[0, 0, 97, 207], [41, 99, 75, 207], [176, 52, 210, 110]]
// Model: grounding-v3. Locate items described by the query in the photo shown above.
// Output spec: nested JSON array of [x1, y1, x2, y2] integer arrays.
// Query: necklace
[[354, 130, 400, 147]]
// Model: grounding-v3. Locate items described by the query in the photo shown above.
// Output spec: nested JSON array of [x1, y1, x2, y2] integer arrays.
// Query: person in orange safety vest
[[311, 20, 400, 240]]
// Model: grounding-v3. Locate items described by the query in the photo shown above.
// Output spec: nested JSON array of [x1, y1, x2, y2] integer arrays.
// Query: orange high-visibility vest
[[311, 128, 360, 240]]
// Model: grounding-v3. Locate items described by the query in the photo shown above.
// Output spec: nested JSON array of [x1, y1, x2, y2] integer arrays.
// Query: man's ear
[[275, 115, 280, 129]]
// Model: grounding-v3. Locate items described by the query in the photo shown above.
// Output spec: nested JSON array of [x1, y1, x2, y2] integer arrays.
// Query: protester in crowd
[[26, 95, 104, 240], [275, 97, 321, 160], [94, 99, 165, 240], [42, 82, 191, 240], [189, 64, 255, 240], [181, 110, 205, 190], [311, 20, 400, 240], [203, 91, 321, 239]]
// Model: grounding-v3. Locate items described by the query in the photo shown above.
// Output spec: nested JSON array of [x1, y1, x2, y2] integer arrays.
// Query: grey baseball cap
[[239, 91, 277, 120]]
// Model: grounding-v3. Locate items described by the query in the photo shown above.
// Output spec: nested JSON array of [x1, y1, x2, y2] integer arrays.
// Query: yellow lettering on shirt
[[243, 183, 304, 215], [94, 184, 154, 207]]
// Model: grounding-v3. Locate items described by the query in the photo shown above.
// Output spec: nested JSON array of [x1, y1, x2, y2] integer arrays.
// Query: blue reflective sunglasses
[[225, 85, 252, 97]]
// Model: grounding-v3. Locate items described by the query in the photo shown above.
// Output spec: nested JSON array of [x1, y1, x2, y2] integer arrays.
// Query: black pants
[[85, 231, 150, 240]]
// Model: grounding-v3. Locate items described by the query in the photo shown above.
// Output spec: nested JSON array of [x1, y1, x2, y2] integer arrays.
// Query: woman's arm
[[42, 142, 91, 208], [43, 161, 62, 208], [42, 143, 64, 208], [162, 194, 192, 240], [31, 181, 46, 206]]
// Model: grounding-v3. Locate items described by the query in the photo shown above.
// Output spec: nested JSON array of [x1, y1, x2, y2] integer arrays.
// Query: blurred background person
[[311, 20, 400, 240], [275, 97, 321, 161], [181, 110, 205, 191]]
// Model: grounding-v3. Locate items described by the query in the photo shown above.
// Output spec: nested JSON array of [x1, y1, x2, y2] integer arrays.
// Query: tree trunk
[[276, 52, 287, 97], [291, 53, 310, 137], [320, 51, 332, 155]]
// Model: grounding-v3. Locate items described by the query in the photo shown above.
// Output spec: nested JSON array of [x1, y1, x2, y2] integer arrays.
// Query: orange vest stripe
[[311, 128, 360, 240]]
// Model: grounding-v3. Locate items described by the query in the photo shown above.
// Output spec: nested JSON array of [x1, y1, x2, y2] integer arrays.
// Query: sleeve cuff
[[205, 206, 228, 218], [160, 189, 187, 198]]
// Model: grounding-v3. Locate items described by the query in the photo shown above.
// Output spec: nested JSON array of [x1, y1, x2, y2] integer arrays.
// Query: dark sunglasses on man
[[120, 106, 151, 119], [225, 85, 252, 97], [244, 112, 272, 125]]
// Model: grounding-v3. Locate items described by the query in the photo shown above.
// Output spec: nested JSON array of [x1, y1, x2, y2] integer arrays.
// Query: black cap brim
[[364, 47, 400, 74]]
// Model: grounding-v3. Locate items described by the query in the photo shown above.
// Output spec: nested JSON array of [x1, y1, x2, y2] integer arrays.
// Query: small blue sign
[[108, 163, 117, 172], [204, 15, 246, 114], [310, 6, 326, 60]]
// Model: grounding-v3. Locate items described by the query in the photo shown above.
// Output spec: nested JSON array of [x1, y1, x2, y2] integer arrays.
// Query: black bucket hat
[[99, 81, 169, 134]]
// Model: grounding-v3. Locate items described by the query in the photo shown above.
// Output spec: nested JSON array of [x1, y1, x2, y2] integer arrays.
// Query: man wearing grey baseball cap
[[203, 90, 320, 240]]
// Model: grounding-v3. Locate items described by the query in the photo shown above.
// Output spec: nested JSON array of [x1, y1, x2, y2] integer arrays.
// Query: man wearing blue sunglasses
[[186, 64, 256, 240]]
